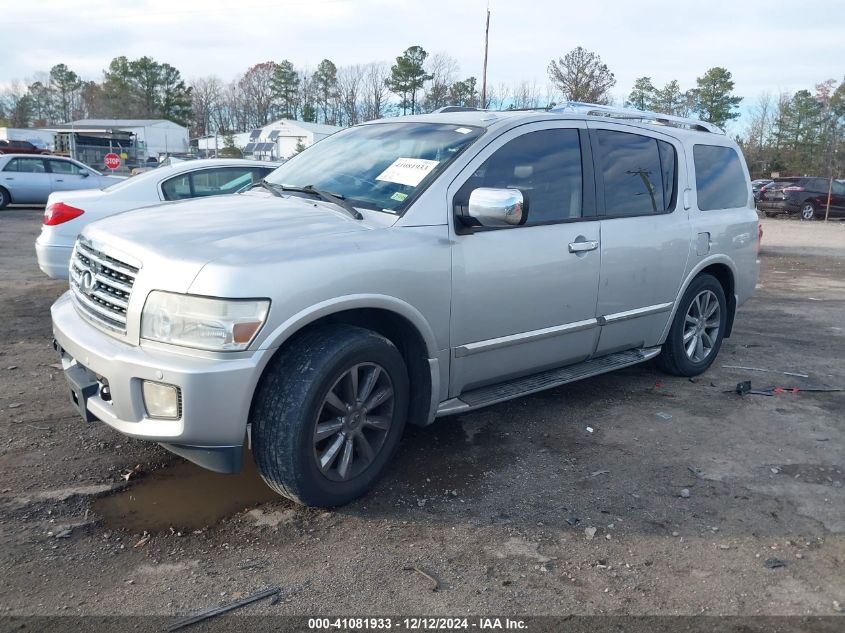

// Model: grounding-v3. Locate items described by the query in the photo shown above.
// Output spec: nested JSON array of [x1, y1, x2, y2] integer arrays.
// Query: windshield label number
[[376, 158, 440, 187]]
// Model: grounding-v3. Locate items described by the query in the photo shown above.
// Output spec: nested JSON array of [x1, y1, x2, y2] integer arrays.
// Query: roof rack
[[550, 101, 724, 134]]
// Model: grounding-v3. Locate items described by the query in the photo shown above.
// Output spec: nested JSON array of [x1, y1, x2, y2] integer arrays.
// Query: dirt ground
[[0, 209, 843, 622]]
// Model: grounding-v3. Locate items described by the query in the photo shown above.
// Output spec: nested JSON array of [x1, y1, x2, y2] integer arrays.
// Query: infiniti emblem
[[79, 270, 95, 296]]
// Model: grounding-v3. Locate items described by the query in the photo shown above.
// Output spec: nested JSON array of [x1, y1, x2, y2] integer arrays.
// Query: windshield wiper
[[272, 184, 363, 220], [254, 180, 283, 197]]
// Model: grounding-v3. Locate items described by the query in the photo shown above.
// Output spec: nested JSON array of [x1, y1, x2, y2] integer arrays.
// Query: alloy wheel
[[801, 203, 815, 220], [312, 362, 394, 482], [683, 290, 721, 363]]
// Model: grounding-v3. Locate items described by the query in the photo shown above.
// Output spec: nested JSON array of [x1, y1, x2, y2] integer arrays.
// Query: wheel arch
[[253, 296, 439, 428], [660, 257, 738, 343], [0, 185, 11, 206]]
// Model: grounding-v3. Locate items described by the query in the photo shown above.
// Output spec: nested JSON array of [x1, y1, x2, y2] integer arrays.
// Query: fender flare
[[659, 255, 739, 344], [257, 293, 440, 359]]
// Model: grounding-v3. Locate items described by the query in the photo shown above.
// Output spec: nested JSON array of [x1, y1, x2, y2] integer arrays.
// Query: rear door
[[589, 124, 691, 355], [1, 157, 51, 203]]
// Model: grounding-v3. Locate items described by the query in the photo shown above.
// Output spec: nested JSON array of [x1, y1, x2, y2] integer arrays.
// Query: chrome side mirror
[[467, 187, 526, 227]]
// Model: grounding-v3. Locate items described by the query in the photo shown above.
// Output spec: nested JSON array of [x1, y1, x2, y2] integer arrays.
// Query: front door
[[47, 159, 97, 193], [448, 121, 601, 395]]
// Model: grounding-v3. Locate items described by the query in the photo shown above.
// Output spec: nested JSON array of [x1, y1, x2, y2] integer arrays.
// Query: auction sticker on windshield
[[376, 158, 439, 187]]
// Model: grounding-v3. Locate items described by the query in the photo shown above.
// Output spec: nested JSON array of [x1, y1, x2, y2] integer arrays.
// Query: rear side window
[[595, 130, 676, 216], [693, 145, 748, 210], [3, 158, 47, 173]]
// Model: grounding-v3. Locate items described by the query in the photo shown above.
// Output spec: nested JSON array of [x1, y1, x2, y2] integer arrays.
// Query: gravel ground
[[0, 210, 843, 621]]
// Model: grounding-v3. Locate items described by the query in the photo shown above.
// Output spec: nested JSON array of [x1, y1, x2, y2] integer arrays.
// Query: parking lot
[[0, 208, 843, 618]]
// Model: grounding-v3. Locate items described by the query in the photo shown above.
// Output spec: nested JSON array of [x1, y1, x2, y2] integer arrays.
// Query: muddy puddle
[[93, 452, 279, 532]]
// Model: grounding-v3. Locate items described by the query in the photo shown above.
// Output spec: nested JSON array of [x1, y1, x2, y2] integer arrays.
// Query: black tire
[[251, 324, 408, 507], [656, 274, 727, 377], [800, 201, 816, 221], [0, 187, 10, 209]]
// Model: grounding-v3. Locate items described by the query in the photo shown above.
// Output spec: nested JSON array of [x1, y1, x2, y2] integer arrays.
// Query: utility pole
[[481, 5, 490, 109]]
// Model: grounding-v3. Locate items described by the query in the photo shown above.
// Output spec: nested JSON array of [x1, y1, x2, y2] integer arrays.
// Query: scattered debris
[[8, 403, 23, 409], [565, 516, 580, 526], [402, 566, 440, 592], [771, 467, 780, 474], [120, 465, 143, 482], [655, 411, 673, 420], [679, 488, 690, 498], [54, 528, 72, 539], [764, 558, 787, 569], [833, 601, 843, 613], [687, 466, 703, 479], [723, 365, 809, 378], [585, 426, 594, 433], [167, 587, 280, 631], [417, 498, 427, 508], [585, 527, 597, 540], [6, 365, 18, 370], [134, 532, 151, 548], [733, 380, 842, 397], [591, 470, 610, 477]]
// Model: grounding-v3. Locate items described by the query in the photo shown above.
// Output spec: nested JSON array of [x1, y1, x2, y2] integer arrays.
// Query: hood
[[82, 191, 376, 287]]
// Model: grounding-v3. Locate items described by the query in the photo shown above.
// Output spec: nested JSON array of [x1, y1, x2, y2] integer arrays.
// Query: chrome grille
[[69, 239, 139, 333]]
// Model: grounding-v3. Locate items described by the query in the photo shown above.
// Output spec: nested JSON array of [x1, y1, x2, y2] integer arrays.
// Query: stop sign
[[104, 153, 121, 170]]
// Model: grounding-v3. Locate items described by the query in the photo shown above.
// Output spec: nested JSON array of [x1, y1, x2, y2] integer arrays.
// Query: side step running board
[[436, 347, 661, 416]]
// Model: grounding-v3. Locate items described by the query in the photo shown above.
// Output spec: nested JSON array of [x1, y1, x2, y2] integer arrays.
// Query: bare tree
[[423, 52, 458, 112], [362, 62, 390, 121], [336, 65, 365, 126], [547, 46, 616, 104], [511, 80, 542, 109], [189, 76, 224, 136], [239, 62, 277, 128]]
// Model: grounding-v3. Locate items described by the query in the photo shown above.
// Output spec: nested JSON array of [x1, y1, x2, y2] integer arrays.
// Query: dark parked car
[[751, 179, 773, 201], [0, 139, 51, 155], [757, 177, 844, 220]]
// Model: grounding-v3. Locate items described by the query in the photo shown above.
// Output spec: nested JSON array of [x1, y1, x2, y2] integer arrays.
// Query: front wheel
[[656, 274, 727, 377], [251, 324, 408, 507], [800, 201, 816, 220], [0, 187, 10, 209]]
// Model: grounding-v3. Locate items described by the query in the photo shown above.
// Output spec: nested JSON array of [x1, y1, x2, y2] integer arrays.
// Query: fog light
[[142, 381, 181, 419]]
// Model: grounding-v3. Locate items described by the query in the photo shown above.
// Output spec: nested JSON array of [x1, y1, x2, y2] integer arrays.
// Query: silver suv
[[51, 104, 760, 507]]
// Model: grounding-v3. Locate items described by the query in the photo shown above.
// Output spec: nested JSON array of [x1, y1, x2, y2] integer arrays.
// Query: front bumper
[[51, 292, 266, 472], [35, 236, 72, 280]]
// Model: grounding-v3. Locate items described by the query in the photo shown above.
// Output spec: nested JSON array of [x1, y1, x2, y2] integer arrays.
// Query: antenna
[[481, 4, 490, 109]]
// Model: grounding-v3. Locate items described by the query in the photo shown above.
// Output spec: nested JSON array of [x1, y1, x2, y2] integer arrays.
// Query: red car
[[0, 140, 51, 155]]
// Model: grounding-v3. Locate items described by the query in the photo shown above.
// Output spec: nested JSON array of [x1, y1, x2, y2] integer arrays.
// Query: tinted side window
[[190, 167, 263, 197], [161, 174, 191, 200], [48, 160, 83, 175], [693, 145, 748, 210], [455, 128, 583, 224], [595, 130, 675, 216], [4, 158, 46, 173]]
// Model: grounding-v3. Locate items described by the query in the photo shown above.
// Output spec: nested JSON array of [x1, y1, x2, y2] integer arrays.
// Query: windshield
[[264, 122, 484, 214]]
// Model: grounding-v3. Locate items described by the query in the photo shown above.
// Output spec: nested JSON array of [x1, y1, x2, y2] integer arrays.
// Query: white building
[[66, 119, 189, 159], [196, 119, 341, 160]]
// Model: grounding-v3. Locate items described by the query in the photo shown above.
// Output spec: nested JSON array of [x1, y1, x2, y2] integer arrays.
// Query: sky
[[1, 0, 842, 131]]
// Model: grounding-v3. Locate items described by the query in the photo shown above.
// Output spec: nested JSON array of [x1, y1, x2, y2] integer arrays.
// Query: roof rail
[[433, 106, 482, 113], [550, 101, 724, 134]]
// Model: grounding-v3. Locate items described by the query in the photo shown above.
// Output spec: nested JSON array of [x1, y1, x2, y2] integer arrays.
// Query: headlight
[[141, 291, 270, 351]]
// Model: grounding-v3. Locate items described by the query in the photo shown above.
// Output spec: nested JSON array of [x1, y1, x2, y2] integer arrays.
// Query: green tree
[[448, 77, 478, 108], [312, 59, 338, 124], [650, 80, 695, 117], [102, 56, 136, 116], [27, 81, 53, 125], [272, 60, 300, 118], [387, 46, 433, 115], [218, 132, 242, 158], [49, 63, 82, 122], [692, 67, 742, 128], [626, 76, 655, 110], [547, 46, 616, 104]]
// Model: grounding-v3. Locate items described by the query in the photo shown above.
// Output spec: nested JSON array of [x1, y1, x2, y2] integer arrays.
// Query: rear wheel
[[0, 187, 10, 209], [251, 324, 408, 507], [801, 201, 816, 220], [656, 274, 727, 377]]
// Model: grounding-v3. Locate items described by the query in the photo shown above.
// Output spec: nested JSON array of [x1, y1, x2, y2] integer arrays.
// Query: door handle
[[55, 179, 64, 182], [568, 240, 599, 253]]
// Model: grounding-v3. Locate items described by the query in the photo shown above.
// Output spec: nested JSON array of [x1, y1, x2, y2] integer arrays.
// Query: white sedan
[[35, 158, 282, 279]]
